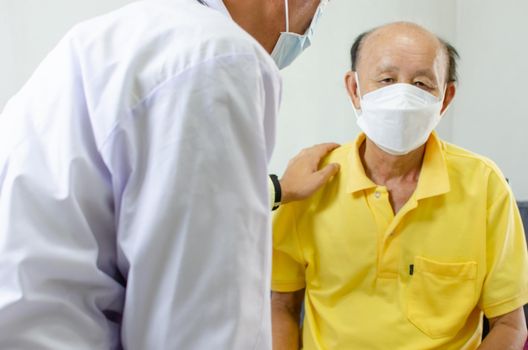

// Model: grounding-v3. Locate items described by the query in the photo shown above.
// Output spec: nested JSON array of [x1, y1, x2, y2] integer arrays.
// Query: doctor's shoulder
[[196, 20, 278, 73]]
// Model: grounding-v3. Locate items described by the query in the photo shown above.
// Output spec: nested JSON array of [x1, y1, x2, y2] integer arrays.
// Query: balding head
[[346, 22, 459, 114], [351, 22, 459, 85]]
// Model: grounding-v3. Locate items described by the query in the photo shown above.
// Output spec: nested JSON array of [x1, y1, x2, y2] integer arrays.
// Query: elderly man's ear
[[441, 83, 457, 115], [345, 71, 361, 110]]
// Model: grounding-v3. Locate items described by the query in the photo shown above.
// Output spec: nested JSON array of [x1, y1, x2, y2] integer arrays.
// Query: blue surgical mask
[[271, 0, 328, 70]]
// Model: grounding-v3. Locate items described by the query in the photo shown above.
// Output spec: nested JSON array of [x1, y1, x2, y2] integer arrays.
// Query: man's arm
[[272, 290, 305, 350], [478, 167, 528, 350], [478, 307, 527, 350]]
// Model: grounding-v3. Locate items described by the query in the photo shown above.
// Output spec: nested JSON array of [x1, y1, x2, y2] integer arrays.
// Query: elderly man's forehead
[[359, 23, 447, 66]]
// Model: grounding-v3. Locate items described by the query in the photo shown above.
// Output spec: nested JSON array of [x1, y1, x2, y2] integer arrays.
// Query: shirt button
[[374, 191, 381, 199]]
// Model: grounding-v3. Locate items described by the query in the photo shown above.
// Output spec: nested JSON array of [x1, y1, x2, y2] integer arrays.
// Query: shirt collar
[[202, 0, 232, 18], [346, 133, 377, 193], [346, 132, 451, 200], [414, 132, 451, 200]]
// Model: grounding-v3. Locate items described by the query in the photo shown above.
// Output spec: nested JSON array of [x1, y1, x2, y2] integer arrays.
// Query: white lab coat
[[0, 0, 281, 348]]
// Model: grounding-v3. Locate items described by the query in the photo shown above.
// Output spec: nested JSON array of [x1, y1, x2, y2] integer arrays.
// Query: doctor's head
[[345, 22, 460, 156], [224, 0, 329, 69]]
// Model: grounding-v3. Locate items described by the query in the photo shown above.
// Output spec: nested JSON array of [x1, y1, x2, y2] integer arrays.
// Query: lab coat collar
[[202, 0, 232, 19], [152, 0, 232, 19]]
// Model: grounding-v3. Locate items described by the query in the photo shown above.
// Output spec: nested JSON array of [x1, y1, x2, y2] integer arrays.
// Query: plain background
[[1, 0, 527, 200]]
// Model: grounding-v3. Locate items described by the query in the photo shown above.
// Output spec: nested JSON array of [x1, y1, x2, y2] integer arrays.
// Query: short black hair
[[350, 27, 461, 83]]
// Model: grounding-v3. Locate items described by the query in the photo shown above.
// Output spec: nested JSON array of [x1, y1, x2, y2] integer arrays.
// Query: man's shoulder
[[441, 141, 509, 190], [321, 143, 356, 166], [443, 141, 503, 174]]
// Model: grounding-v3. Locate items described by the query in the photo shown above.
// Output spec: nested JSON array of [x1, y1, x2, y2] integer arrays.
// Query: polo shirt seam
[[486, 167, 515, 214], [443, 148, 497, 175], [271, 282, 306, 293], [486, 185, 510, 212], [459, 153, 510, 194], [272, 279, 306, 285], [291, 203, 307, 268], [482, 290, 528, 316]]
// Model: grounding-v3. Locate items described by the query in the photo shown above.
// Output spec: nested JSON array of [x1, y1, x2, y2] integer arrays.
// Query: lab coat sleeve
[[0, 33, 124, 350], [105, 53, 279, 349]]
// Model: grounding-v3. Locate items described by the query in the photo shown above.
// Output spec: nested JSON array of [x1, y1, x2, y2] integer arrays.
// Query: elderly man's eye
[[414, 81, 431, 89], [380, 78, 395, 84]]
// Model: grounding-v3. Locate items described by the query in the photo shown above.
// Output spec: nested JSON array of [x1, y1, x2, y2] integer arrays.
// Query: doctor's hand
[[280, 143, 341, 204]]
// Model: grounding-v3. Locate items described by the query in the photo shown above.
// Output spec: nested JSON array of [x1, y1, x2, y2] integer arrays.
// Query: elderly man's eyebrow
[[414, 69, 435, 77], [414, 69, 440, 83], [376, 65, 400, 74]]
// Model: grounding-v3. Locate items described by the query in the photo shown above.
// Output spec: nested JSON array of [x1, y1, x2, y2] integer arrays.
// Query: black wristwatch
[[269, 175, 282, 211]]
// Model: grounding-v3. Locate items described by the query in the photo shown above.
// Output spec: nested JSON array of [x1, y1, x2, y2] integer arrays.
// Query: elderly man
[[271, 22, 528, 349]]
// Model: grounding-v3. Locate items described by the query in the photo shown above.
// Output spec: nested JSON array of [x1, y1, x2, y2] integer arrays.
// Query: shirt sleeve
[[272, 203, 307, 292], [479, 169, 528, 318], [104, 53, 280, 349]]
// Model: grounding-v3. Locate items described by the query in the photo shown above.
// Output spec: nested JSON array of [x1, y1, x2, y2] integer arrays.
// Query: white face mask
[[352, 73, 447, 156], [271, 0, 328, 70]]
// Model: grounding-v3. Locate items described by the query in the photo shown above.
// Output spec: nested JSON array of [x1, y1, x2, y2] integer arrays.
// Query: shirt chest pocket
[[406, 256, 479, 339]]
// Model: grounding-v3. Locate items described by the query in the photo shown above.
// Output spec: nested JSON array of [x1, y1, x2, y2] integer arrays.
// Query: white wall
[[454, 0, 528, 200], [1, 0, 527, 200], [0, 0, 132, 107]]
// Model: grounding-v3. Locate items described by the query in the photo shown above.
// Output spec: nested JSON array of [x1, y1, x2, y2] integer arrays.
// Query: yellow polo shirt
[[272, 132, 528, 350]]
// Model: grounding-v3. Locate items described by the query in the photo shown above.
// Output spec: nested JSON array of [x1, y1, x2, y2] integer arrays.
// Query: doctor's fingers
[[308, 162, 340, 187], [316, 162, 340, 179], [296, 143, 341, 168], [307, 143, 341, 157]]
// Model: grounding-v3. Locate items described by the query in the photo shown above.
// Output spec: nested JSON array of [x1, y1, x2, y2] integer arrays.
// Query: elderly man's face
[[346, 24, 456, 114]]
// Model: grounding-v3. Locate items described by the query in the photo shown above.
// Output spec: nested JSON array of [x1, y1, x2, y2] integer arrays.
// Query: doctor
[[0, 0, 338, 349]]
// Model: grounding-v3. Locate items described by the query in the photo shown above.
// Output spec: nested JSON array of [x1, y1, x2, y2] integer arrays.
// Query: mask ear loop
[[351, 72, 363, 118], [284, 0, 290, 33], [354, 72, 363, 99]]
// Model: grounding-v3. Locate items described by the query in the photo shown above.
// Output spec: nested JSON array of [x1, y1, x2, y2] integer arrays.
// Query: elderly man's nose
[[397, 77, 413, 84]]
